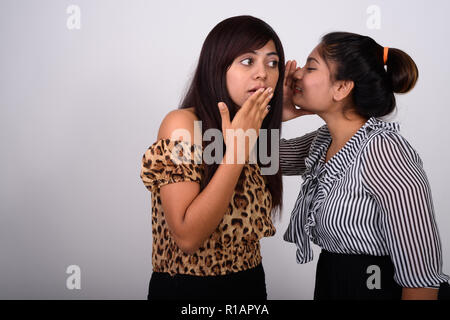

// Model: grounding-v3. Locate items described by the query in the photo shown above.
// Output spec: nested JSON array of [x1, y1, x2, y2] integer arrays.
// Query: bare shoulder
[[157, 108, 200, 142]]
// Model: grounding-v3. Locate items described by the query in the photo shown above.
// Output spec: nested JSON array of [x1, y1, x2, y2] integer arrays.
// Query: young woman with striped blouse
[[280, 32, 449, 300]]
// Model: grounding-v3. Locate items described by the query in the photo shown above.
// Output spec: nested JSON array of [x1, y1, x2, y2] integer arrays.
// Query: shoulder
[[157, 108, 200, 142], [362, 128, 422, 167], [359, 127, 431, 191], [309, 125, 331, 151]]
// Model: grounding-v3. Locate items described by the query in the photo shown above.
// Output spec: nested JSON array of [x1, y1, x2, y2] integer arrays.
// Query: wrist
[[222, 151, 247, 166]]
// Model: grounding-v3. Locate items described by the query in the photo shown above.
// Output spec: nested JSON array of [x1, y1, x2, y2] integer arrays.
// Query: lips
[[294, 86, 303, 94], [248, 86, 266, 93]]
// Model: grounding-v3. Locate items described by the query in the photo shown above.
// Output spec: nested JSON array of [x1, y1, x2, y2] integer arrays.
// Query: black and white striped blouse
[[281, 117, 449, 288]]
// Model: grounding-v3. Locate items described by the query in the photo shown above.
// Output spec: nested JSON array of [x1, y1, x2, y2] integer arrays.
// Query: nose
[[293, 67, 304, 80], [253, 61, 268, 80]]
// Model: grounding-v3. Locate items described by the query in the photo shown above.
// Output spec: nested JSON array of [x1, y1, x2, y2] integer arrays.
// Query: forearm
[[279, 131, 317, 176], [180, 152, 245, 252], [401, 287, 438, 300]]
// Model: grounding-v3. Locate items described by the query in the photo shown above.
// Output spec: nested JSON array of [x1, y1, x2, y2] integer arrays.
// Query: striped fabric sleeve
[[361, 132, 449, 288], [279, 130, 318, 176]]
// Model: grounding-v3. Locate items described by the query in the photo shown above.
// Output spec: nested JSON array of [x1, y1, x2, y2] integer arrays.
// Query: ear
[[332, 80, 354, 102]]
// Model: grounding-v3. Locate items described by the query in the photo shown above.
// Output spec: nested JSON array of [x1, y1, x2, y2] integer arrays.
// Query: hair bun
[[386, 48, 419, 94]]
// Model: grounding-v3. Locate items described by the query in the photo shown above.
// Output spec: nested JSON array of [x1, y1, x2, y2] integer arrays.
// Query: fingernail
[[266, 105, 271, 110], [218, 103, 225, 110], [259, 88, 265, 93], [268, 87, 273, 93]]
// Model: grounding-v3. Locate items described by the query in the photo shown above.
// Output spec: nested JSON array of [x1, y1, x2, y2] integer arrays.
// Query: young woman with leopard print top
[[140, 16, 285, 300]]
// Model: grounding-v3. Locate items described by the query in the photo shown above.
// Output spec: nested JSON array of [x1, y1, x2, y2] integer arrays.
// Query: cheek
[[308, 76, 332, 98], [308, 80, 327, 97], [226, 70, 244, 102], [268, 69, 279, 89], [298, 76, 333, 109]]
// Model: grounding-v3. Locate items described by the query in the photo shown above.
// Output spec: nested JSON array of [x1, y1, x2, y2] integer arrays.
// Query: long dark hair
[[179, 15, 284, 218], [318, 32, 419, 118]]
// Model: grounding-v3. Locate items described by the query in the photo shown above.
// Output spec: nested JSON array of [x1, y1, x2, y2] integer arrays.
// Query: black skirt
[[147, 263, 267, 300], [314, 249, 403, 300]]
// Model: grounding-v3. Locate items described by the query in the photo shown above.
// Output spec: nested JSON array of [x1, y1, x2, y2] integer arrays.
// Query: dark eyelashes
[[241, 58, 279, 67]]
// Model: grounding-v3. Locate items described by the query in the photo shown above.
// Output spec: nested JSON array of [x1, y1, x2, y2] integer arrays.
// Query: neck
[[319, 110, 368, 149]]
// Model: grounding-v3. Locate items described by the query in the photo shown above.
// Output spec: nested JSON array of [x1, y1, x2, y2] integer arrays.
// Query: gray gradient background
[[0, 0, 449, 299]]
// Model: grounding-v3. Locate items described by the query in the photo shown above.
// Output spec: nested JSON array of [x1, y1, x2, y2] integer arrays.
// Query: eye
[[241, 58, 253, 66], [268, 60, 279, 68], [307, 68, 316, 72]]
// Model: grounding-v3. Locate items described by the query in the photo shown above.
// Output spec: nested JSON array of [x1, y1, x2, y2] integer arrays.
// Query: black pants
[[314, 249, 450, 300], [147, 263, 267, 300], [314, 249, 403, 300]]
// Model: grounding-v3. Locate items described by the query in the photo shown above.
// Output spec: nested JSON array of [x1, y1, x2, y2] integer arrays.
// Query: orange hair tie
[[383, 47, 389, 65]]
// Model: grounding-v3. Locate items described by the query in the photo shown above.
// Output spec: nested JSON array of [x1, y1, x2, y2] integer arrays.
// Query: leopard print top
[[140, 138, 275, 276]]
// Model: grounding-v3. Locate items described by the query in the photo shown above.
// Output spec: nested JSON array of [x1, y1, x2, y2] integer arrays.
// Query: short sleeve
[[140, 139, 204, 193], [361, 132, 449, 288], [279, 130, 318, 176]]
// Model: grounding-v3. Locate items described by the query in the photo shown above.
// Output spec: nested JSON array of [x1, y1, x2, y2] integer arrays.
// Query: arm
[[158, 110, 244, 254], [402, 288, 438, 300], [279, 60, 317, 176], [361, 133, 448, 300], [279, 130, 317, 176], [159, 89, 272, 254]]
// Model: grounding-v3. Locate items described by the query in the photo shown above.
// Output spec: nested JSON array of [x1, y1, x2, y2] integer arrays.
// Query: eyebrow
[[250, 51, 279, 57], [307, 57, 320, 64]]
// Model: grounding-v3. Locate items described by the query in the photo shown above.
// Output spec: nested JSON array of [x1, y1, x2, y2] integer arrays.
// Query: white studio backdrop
[[0, 0, 449, 299]]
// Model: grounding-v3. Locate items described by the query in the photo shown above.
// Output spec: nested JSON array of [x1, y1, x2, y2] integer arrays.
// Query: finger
[[286, 60, 295, 87], [217, 102, 231, 130], [287, 60, 297, 87], [246, 88, 268, 119], [291, 60, 297, 71], [286, 60, 298, 89], [284, 60, 291, 86], [242, 88, 264, 114], [259, 90, 274, 114], [261, 104, 271, 120], [253, 88, 273, 120], [256, 87, 273, 107]]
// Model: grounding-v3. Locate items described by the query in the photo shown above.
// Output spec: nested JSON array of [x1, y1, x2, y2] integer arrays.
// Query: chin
[[292, 99, 304, 107], [294, 102, 312, 112]]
